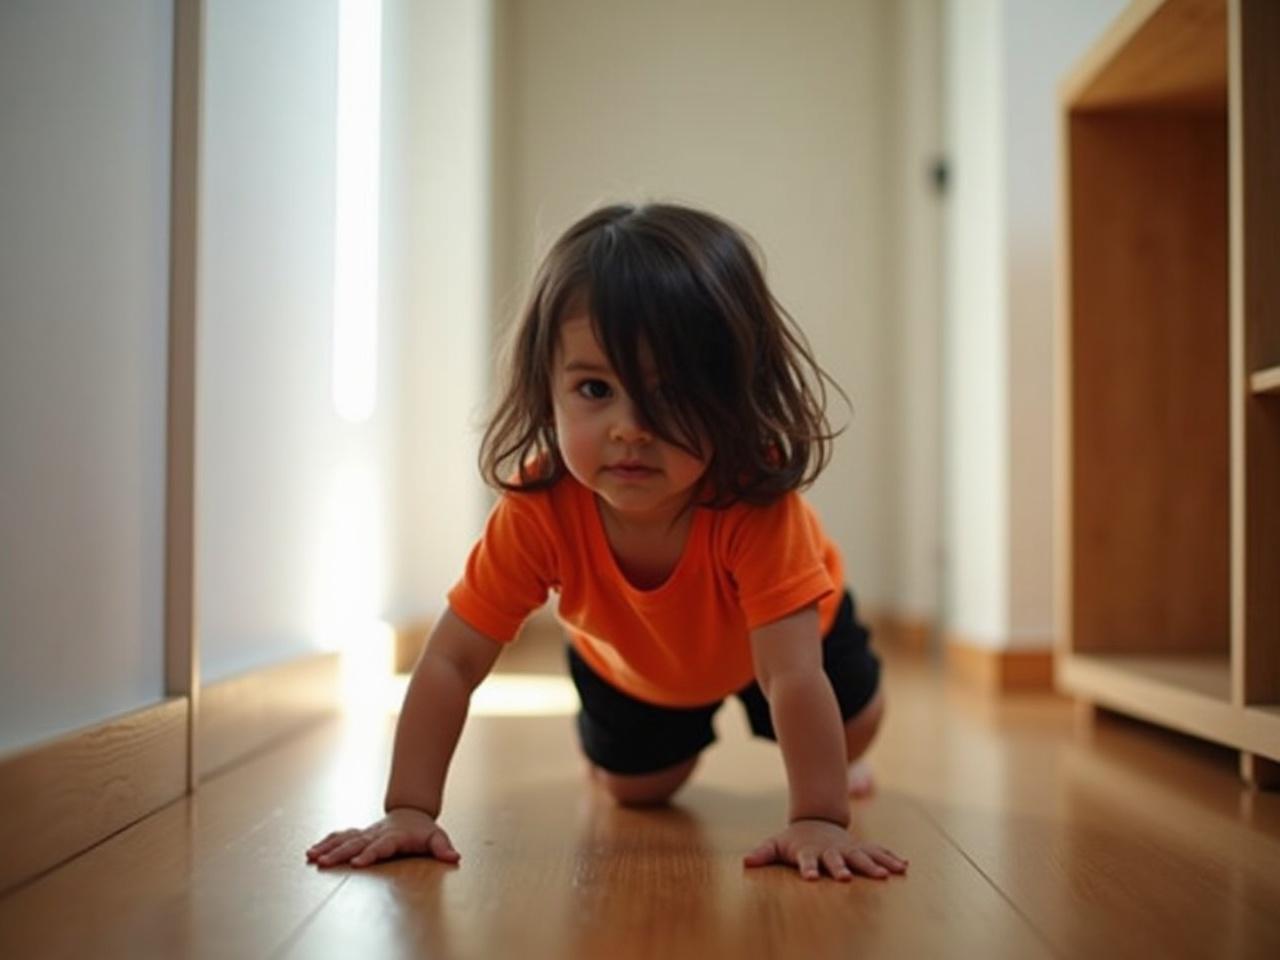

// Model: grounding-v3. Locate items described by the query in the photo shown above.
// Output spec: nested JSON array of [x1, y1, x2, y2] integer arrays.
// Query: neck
[[596, 492, 696, 537]]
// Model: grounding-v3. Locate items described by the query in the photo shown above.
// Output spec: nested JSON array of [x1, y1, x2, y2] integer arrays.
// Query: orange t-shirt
[[447, 474, 844, 707]]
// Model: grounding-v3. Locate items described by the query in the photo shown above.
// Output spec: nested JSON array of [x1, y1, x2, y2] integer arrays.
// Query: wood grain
[[0, 698, 187, 896], [1067, 109, 1230, 657], [2, 645, 1278, 958], [1064, 0, 1227, 111], [1231, 0, 1280, 707], [197, 651, 341, 780], [1249, 367, 1280, 395]]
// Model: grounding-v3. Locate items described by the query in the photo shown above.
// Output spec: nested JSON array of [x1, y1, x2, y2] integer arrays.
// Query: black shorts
[[566, 589, 881, 775]]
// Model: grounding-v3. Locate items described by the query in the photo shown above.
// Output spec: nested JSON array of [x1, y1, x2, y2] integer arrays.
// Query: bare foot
[[847, 759, 876, 799]]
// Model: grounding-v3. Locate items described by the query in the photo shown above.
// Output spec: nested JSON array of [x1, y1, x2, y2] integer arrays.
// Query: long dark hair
[[480, 202, 847, 506]]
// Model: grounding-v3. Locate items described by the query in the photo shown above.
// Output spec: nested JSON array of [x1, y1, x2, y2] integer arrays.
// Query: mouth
[[604, 462, 659, 479]]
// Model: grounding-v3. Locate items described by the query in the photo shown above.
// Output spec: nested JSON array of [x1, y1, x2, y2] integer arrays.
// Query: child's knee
[[595, 756, 699, 807]]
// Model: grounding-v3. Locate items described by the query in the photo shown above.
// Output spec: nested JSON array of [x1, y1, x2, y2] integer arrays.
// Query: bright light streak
[[469, 674, 579, 717], [332, 0, 382, 423], [377, 672, 579, 718], [340, 619, 396, 713]]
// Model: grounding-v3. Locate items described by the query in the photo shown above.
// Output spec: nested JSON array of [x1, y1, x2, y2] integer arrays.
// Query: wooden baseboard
[[945, 635, 1056, 693], [864, 607, 936, 655], [0, 697, 188, 896], [196, 652, 341, 781]]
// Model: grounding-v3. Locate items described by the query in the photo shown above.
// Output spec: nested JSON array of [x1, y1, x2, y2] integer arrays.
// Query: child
[[307, 202, 908, 883]]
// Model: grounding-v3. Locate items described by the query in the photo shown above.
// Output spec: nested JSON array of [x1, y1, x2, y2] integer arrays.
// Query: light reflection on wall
[[317, 456, 385, 657], [332, 0, 381, 423]]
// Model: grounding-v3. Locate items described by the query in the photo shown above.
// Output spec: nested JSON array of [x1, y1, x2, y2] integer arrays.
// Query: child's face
[[552, 315, 709, 523]]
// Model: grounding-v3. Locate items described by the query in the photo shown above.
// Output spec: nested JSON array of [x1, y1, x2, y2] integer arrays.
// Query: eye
[[574, 379, 612, 401]]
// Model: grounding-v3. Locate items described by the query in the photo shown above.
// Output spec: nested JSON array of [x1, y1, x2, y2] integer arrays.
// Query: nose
[[609, 399, 652, 445]]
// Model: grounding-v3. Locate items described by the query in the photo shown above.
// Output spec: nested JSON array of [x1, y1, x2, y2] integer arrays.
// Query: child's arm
[[742, 604, 908, 882], [306, 607, 503, 868]]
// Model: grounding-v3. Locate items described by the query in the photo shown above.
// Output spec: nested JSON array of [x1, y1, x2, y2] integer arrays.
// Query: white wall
[[199, 0, 397, 682], [0, 0, 500, 742], [495, 0, 897, 605], [943, 0, 1008, 647], [888, 0, 945, 626], [942, 0, 1126, 650], [0, 1, 172, 753], [382, 0, 492, 626]]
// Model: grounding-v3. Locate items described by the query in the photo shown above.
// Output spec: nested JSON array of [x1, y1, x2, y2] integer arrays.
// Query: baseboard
[[0, 697, 188, 896], [863, 607, 936, 655], [196, 651, 341, 781], [945, 635, 1056, 693]]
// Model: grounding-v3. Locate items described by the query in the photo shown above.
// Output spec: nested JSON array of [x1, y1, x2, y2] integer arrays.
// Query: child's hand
[[743, 818, 908, 882], [306, 807, 461, 868]]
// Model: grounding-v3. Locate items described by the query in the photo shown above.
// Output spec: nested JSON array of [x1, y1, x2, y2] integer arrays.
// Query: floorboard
[[1, 640, 1277, 960]]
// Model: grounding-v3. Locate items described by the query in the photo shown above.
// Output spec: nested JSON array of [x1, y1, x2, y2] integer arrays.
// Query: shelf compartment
[[1234, 0, 1280, 711], [1059, 0, 1280, 779], [1066, 107, 1230, 659]]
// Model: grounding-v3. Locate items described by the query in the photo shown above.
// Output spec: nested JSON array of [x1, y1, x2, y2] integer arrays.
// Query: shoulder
[[486, 472, 584, 540], [709, 492, 836, 628], [713, 491, 824, 551]]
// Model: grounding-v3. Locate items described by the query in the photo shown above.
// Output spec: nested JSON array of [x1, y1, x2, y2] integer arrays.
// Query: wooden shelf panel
[[1060, 653, 1280, 760], [1064, 652, 1230, 700], [1243, 707, 1280, 763], [1060, 0, 1280, 777], [1250, 366, 1280, 395], [1064, 0, 1227, 112]]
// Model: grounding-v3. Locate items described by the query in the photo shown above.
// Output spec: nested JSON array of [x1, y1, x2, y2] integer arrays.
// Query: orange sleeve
[[724, 494, 835, 630], [446, 493, 559, 643]]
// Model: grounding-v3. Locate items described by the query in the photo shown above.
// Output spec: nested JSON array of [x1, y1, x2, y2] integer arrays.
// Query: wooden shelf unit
[[1056, 0, 1280, 785]]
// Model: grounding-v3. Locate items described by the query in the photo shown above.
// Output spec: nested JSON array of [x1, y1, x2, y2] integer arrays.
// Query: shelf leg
[[1239, 752, 1280, 790]]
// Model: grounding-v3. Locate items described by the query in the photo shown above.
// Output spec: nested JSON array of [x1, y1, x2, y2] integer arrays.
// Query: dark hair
[[480, 202, 847, 506]]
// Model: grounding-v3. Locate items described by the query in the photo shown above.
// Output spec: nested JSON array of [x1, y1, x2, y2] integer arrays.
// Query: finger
[[306, 831, 340, 855], [797, 849, 821, 881], [350, 835, 397, 867], [428, 829, 462, 863], [317, 835, 371, 867], [307, 829, 360, 859], [870, 847, 909, 873], [743, 838, 781, 868], [821, 849, 853, 882], [847, 849, 889, 879]]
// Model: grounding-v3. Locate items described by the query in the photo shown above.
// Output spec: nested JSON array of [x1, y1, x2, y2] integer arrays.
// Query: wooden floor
[[3, 638, 1280, 960]]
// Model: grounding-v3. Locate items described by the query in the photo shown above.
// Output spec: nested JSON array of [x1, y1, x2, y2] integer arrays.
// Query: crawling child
[[307, 202, 908, 883]]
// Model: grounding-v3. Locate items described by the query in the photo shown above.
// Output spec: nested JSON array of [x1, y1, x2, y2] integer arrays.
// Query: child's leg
[[843, 685, 885, 798], [566, 644, 716, 807], [590, 755, 700, 807]]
